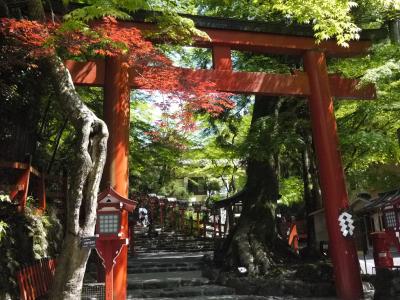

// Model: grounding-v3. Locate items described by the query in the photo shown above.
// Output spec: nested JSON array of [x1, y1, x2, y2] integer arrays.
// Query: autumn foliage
[[0, 17, 234, 131]]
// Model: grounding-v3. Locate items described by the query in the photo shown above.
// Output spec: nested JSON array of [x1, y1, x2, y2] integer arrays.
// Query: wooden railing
[[131, 193, 234, 240], [16, 258, 57, 300]]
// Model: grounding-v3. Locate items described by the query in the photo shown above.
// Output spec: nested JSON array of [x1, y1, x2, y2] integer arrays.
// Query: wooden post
[[223, 210, 228, 237], [212, 46, 232, 70], [304, 50, 363, 300], [196, 211, 200, 236], [213, 214, 217, 238], [218, 210, 222, 237], [10, 158, 32, 212], [190, 216, 194, 236], [180, 208, 185, 232], [203, 213, 207, 238], [150, 202, 155, 225], [159, 201, 164, 228], [38, 173, 46, 211], [169, 204, 174, 228], [103, 56, 130, 300], [96, 240, 126, 300], [104, 246, 114, 300]]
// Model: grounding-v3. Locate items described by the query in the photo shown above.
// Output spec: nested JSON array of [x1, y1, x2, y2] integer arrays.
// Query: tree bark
[[43, 56, 108, 300], [26, 0, 45, 21], [47, 118, 68, 174], [0, 0, 9, 17], [302, 133, 321, 252], [389, 19, 400, 45], [220, 95, 292, 276]]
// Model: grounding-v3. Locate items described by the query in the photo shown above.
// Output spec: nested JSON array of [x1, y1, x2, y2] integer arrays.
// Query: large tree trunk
[[220, 95, 292, 276], [2, 5, 108, 298], [43, 56, 108, 300]]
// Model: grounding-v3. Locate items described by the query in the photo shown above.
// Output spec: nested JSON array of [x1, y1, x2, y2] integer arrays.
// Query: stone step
[[128, 257, 202, 273], [135, 237, 213, 241], [127, 296, 289, 300], [126, 230, 246, 300], [134, 244, 214, 249], [134, 246, 213, 251], [128, 276, 209, 289], [135, 246, 213, 250], [134, 248, 213, 253], [134, 241, 214, 247], [134, 237, 212, 242], [128, 265, 201, 273], [134, 243, 214, 250], [127, 284, 235, 298], [134, 245, 213, 250], [129, 249, 213, 263], [134, 242, 211, 247], [134, 242, 213, 248], [130, 251, 212, 259], [135, 238, 207, 241], [134, 241, 210, 245], [128, 257, 202, 266], [128, 270, 204, 280]]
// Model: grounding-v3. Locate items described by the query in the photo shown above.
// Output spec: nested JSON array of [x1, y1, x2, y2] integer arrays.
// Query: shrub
[[0, 197, 63, 299]]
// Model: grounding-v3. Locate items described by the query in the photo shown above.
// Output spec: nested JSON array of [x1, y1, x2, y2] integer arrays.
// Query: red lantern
[[96, 187, 137, 300]]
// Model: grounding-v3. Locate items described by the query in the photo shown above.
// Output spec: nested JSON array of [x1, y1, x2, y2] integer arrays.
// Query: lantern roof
[[98, 186, 137, 212]]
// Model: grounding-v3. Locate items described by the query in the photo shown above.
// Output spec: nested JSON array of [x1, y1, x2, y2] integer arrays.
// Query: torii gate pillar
[[304, 51, 363, 300], [102, 56, 130, 300]]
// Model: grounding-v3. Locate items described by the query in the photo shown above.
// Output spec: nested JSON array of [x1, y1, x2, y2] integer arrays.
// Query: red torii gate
[[67, 15, 379, 300]]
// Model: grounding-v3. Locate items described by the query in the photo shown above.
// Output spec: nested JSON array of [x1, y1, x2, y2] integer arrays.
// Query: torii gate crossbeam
[[66, 59, 375, 99], [67, 15, 379, 300]]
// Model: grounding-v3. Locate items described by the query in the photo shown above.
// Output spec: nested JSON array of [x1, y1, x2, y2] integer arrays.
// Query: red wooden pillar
[[218, 210, 222, 237], [203, 214, 207, 238], [150, 200, 155, 224], [196, 210, 200, 236], [304, 51, 363, 300], [213, 213, 217, 238], [180, 208, 185, 232], [223, 210, 228, 236], [170, 203, 176, 228], [212, 46, 232, 70], [103, 56, 130, 300], [10, 164, 31, 212], [159, 201, 164, 228]]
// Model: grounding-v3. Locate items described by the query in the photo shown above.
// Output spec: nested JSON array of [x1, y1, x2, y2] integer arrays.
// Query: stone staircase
[[132, 226, 215, 254], [126, 225, 271, 300]]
